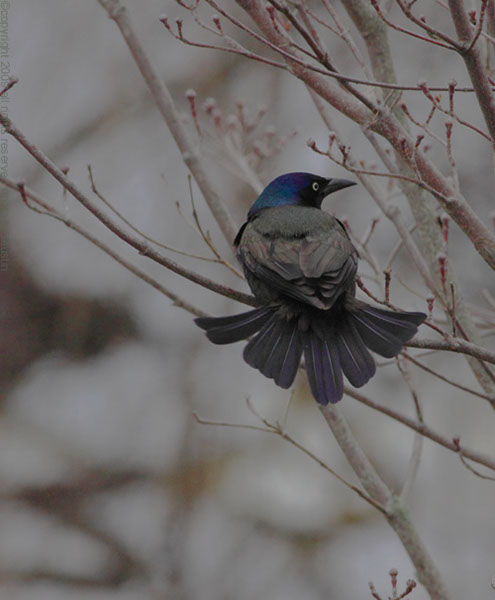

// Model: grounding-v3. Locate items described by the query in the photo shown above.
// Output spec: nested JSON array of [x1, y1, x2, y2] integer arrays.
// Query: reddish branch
[[230, 0, 495, 272], [448, 0, 495, 141], [372, 0, 461, 50]]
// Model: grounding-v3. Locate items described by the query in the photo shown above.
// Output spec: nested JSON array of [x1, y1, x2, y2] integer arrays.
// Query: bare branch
[[0, 76, 18, 97], [344, 387, 495, 474], [319, 404, 450, 600], [407, 336, 495, 368], [87, 164, 229, 267], [193, 404, 387, 513], [447, 0, 495, 141], [372, 0, 461, 50], [397, 358, 424, 503], [403, 351, 495, 403], [453, 436, 495, 481], [97, 0, 238, 245], [2, 177, 207, 318], [0, 117, 256, 307], [235, 0, 495, 272]]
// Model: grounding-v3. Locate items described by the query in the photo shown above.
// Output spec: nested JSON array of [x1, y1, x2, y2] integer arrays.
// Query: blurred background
[[2, 1, 495, 598]]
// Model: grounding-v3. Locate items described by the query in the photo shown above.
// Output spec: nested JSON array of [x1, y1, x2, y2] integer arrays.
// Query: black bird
[[195, 173, 426, 404]]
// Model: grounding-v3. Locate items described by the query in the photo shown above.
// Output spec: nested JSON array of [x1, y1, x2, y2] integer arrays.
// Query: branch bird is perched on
[[196, 173, 426, 404]]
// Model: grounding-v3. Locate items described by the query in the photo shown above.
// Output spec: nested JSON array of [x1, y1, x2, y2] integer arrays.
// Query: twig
[[202, 0, 481, 93], [318, 403, 449, 600], [267, 0, 378, 112], [417, 80, 492, 142], [402, 351, 495, 403], [371, 0, 461, 50], [0, 76, 18, 97], [397, 359, 424, 503], [452, 436, 495, 481], [312, 1, 374, 79], [385, 223, 417, 269], [466, 0, 489, 53], [3, 177, 207, 318], [187, 177, 244, 277], [193, 403, 387, 513], [344, 386, 495, 474], [406, 336, 495, 368], [0, 118, 256, 307], [87, 165, 223, 265], [447, 0, 495, 142], [97, 0, 238, 245]]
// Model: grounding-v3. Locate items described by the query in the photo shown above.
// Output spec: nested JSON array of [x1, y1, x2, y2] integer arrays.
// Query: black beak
[[324, 178, 357, 196]]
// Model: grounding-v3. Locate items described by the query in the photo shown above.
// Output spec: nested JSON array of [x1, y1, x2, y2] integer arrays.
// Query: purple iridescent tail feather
[[195, 302, 425, 404]]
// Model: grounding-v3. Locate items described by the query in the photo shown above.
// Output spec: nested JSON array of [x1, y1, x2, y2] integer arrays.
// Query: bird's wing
[[240, 219, 357, 310]]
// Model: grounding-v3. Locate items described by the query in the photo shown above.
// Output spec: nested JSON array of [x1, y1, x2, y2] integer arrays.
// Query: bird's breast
[[246, 206, 337, 239]]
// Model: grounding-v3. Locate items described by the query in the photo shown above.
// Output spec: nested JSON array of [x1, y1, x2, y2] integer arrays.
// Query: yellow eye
[[312, 182, 320, 191]]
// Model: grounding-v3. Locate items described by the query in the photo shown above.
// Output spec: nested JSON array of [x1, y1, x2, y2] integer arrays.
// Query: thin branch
[[385, 223, 418, 269], [307, 95, 439, 295], [406, 336, 495, 368], [417, 80, 492, 142], [161, 15, 291, 73], [319, 403, 450, 600], [452, 436, 495, 481], [466, 0, 489, 53], [193, 404, 387, 513], [0, 117, 256, 307], [371, 0, 461, 50], [447, 0, 495, 142], [87, 164, 225, 266], [267, 0, 378, 112], [403, 351, 495, 403], [344, 386, 495, 474], [201, 0, 482, 93], [187, 176, 244, 277], [397, 359, 424, 503], [311, 1, 374, 79], [0, 76, 19, 97], [97, 0, 238, 245], [2, 177, 207, 318], [225, 0, 495, 272]]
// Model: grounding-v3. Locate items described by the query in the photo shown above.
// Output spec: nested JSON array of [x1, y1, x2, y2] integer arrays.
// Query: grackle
[[195, 173, 426, 404]]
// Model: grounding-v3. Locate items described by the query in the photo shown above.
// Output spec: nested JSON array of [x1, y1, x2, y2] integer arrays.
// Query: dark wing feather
[[239, 217, 357, 310]]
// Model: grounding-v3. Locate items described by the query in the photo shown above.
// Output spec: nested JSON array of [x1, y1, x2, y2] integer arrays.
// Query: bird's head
[[247, 172, 356, 218]]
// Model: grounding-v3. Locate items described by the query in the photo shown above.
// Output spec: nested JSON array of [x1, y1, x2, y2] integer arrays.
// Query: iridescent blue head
[[247, 172, 356, 219]]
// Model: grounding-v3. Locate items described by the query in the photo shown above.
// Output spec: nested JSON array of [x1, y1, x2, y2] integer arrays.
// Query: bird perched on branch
[[195, 172, 426, 404]]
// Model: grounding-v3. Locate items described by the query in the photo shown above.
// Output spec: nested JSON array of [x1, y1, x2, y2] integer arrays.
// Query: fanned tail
[[195, 307, 303, 387], [195, 307, 273, 344], [349, 302, 426, 359], [195, 300, 426, 405], [303, 323, 343, 405], [302, 302, 425, 405], [244, 314, 303, 389]]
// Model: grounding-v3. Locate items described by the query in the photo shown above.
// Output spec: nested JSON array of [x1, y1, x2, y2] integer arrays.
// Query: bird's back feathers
[[238, 207, 358, 310]]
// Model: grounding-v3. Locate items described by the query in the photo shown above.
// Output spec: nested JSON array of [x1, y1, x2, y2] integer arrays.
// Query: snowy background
[[1, 1, 495, 598]]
